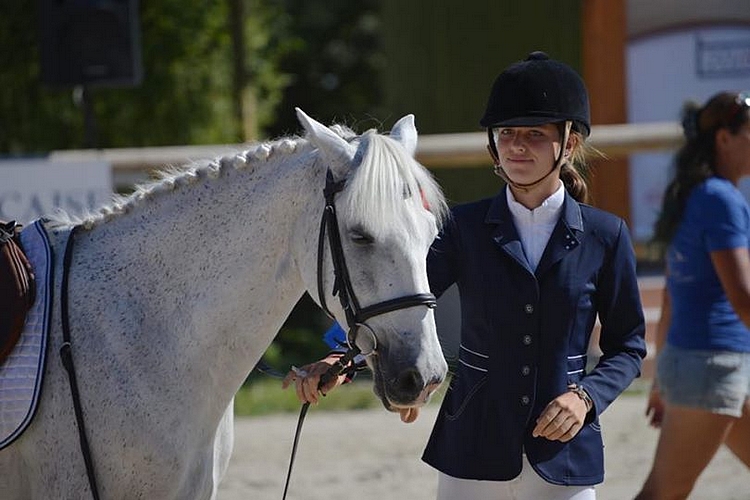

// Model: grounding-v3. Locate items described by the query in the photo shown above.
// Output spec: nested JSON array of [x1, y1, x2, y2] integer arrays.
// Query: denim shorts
[[657, 343, 750, 417]]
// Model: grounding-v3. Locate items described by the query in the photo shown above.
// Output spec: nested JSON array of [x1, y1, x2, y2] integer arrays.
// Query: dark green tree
[[0, 0, 387, 376], [0, 0, 295, 154], [266, 0, 385, 138]]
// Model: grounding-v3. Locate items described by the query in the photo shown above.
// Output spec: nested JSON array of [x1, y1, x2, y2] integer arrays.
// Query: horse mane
[[45, 136, 315, 230], [45, 123, 447, 233]]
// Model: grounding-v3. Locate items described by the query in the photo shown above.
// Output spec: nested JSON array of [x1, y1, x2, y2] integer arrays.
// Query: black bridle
[[281, 169, 438, 499], [316, 169, 437, 361]]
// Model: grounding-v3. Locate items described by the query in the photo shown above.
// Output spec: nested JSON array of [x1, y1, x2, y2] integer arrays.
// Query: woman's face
[[494, 123, 564, 185], [731, 122, 750, 173], [718, 120, 750, 176]]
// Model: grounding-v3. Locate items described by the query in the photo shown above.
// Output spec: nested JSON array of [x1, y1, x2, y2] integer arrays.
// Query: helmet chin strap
[[488, 121, 572, 193]]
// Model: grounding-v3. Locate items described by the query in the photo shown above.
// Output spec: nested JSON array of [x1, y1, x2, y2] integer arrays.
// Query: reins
[[281, 345, 361, 500], [58, 225, 101, 500], [282, 168, 437, 500]]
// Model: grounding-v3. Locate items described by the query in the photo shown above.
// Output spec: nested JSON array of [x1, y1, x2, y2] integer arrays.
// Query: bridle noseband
[[315, 169, 437, 360]]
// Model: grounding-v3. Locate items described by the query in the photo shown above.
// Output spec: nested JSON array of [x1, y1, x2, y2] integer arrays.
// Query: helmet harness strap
[[488, 121, 572, 193]]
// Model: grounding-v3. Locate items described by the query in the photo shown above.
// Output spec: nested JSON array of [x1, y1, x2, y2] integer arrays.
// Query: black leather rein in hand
[[281, 169, 438, 499]]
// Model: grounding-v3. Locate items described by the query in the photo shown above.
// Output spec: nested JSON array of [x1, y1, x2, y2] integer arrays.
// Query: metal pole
[[74, 85, 99, 149]]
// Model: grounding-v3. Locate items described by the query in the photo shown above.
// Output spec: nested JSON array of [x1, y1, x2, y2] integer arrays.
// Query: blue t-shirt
[[667, 176, 750, 352]]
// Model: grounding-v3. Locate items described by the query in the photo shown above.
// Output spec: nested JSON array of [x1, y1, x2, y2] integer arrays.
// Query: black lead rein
[[280, 345, 361, 500], [59, 225, 101, 500]]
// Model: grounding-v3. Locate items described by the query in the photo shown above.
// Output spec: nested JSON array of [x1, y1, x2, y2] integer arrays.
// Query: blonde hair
[[560, 128, 593, 204]]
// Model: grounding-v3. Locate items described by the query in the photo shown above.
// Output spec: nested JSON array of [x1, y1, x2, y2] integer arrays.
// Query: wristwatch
[[569, 384, 593, 413]]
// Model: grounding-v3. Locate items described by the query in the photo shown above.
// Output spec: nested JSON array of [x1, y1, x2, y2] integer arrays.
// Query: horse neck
[[71, 146, 325, 394]]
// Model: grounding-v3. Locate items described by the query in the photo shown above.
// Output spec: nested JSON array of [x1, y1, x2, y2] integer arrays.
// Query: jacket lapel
[[485, 188, 533, 274], [485, 188, 585, 277], [535, 192, 584, 277]]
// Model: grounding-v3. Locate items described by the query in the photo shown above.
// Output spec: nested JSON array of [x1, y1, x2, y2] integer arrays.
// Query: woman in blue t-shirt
[[637, 92, 750, 499]]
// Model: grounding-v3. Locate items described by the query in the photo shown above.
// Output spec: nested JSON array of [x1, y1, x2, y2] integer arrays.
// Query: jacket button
[[521, 365, 531, 376], [520, 395, 530, 405], [522, 335, 532, 345], [524, 304, 534, 314]]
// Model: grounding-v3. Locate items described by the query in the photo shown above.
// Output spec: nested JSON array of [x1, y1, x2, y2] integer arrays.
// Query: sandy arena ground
[[218, 392, 749, 500]]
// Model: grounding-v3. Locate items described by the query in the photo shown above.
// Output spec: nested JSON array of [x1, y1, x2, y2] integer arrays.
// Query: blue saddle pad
[[0, 220, 55, 449]]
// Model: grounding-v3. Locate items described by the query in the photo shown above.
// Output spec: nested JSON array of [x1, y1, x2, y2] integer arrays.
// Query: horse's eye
[[350, 230, 374, 245]]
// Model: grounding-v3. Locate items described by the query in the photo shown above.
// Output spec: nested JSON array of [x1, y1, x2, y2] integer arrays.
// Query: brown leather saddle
[[0, 220, 35, 365]]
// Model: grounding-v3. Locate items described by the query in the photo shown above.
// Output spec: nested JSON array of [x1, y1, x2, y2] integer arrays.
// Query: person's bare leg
[[635, 405, 734, 500], [724, 399, 750, 468]]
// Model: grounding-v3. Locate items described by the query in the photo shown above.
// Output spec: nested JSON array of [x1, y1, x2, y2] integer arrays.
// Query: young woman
[[636, 91, 750, 500], [285, 52, 646, 500]]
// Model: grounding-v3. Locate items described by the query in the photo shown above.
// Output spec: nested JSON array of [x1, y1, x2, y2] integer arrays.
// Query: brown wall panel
[[582, 0, 630, 222]]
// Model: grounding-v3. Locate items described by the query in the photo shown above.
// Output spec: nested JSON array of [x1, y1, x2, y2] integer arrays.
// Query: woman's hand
[[532, 390, 589, 442], [645, 384, 665, 428], [282, 355, 422, 424], [281, 354, 349, 404]]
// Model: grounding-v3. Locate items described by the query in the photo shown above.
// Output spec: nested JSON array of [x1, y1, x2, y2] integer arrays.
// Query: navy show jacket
[[421, 187, 646, 485]]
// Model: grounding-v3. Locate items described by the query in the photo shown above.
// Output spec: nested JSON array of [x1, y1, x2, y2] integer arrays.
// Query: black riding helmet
[[481, 51, 591, 191], [480, 51, 591, 137]]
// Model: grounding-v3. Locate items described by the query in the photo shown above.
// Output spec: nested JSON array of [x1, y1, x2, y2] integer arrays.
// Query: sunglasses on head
[[727, 91, 750, 127]]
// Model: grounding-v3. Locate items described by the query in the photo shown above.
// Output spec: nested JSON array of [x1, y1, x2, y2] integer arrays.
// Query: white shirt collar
[[504, 182, 565, 271], [505, 181, 565, 223]]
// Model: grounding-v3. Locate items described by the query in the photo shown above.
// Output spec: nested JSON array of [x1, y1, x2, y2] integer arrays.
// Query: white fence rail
[[46, 121, 684, 189]]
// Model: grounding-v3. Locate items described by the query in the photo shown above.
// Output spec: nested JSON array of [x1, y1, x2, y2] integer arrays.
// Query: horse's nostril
[[395, 368, 424, 397], [428, 374, 445, 388]]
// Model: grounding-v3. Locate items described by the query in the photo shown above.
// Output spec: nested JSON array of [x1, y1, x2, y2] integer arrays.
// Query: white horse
[[0, 109, 448, 499]]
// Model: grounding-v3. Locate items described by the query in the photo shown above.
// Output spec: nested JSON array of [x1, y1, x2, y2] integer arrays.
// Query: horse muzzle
[[371, 354, 446, 410]]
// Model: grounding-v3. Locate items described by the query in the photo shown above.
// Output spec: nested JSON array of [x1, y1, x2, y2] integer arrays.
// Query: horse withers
[[0, 109, 448, 499]]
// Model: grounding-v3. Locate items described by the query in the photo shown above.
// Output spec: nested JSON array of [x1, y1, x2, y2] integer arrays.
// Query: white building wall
[[627, 26, 750, 242]]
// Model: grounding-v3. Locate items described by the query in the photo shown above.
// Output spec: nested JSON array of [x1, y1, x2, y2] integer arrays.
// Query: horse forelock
[[45, 136, 315, 230], [340, 132, 448, 238]]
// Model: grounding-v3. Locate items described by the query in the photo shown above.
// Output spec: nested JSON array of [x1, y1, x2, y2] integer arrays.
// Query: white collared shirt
[[506, 182, 565, 271]]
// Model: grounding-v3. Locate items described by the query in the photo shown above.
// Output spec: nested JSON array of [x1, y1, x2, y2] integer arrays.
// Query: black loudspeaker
[[38, 0, 143, 87]]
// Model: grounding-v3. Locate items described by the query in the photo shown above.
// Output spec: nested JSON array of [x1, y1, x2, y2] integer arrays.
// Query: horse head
[[295, 109, 448, 411]]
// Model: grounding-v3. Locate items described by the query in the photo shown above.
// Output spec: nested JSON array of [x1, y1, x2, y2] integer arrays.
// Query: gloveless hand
[[281, 355, 348, 405], [532, 390, 589, 442]]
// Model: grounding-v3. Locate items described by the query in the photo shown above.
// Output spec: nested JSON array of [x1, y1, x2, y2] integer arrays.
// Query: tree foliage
[[0, 0, 296, 153], [0, 0, 387, 376], [265, 0, 384, 138]]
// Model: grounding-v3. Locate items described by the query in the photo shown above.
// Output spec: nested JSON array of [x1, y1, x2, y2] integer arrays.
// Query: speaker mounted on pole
[[38, 0, 143, 88]]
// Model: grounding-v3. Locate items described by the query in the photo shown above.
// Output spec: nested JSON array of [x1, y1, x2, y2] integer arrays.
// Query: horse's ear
[[296, 108, 356, 178], [390, 114, 418, 157]]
